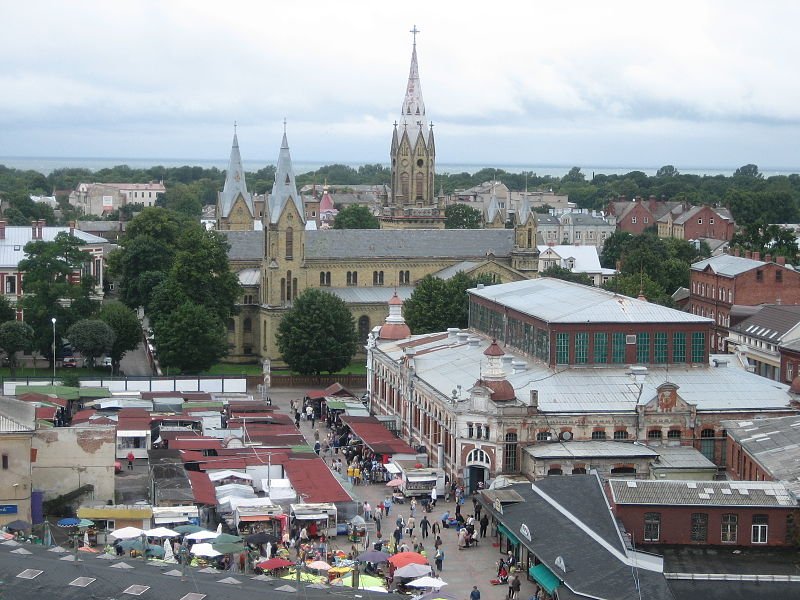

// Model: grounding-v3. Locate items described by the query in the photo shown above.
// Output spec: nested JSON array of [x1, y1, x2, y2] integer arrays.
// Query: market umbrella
[[145, 527, 178, 538], [246, 531, 278, 545], [394, 562, 432, 578], [56, 518, 80, 528], [190, 542, 221, 557], [307, 560, 332, 571], [417, 591, 459, 600], [118, 539, 165, 557], [83, 531, 90, 547], [4, 520, 31, 531], [163, 539, 176, 563], [388, 551, 428, 568], [212, 541, 245, 554], [186, 530, 218, 541], [408, 576, 447, 588], [331, 574, 387, 590], [349, 515, 366, 526], [77, 519, 94, 528], [385, 478, 403, 487], [109, 526, 145, 540], [174, 524, 204, 534], [213, 533, 242, 544], [357, 549, 390, 563], [257, 557, 294, 570], [282, 571, 324, 583]]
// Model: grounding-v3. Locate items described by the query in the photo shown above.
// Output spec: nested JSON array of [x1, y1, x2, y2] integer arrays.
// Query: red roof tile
[[340, 416, 417, 455], [283, 456, 351, 503], [35, 406, 57, 420], [186, 470, 216, 505]]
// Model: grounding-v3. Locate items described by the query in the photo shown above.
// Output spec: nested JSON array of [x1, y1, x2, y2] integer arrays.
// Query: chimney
[[31, 221, 39, 240], [0, 220, 5, 240], [765, 254, 772, 263], [777, 256, 786, 266], [529, 390, 539, 411], [753, 251, 761, 261]]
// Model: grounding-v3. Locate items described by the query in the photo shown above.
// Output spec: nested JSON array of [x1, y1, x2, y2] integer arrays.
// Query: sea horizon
[[2, 155, 799, 179]]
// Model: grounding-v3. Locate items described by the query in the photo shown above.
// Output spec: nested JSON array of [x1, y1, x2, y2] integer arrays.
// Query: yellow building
[[220, 34, 541, 364]]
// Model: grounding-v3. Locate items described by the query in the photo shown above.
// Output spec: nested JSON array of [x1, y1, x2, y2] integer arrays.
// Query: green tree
[[656, 165, 679, 178], [603, 273, 672, 306], [445, 203, 483, 229], [276, 289, 358, 376], [66, 319, 115, 367], [600, 231, 633, 269], [98, 301, 142, 373], [541, 265, 593, 286], [19, 233, 98, 363], [404, 272, 494, 334], [0, 321, 34, 376], [108, 235, 174, 309], [333, 205, 380, 229], [0, 296, 16, 324], [154, 303, 228, 373]]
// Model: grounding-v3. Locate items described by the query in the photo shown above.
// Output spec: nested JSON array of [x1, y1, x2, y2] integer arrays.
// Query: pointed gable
[[268, 130, 305, 226]]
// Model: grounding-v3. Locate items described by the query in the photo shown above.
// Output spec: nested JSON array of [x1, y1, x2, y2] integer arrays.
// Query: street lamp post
[[51, 317, 56, 384]]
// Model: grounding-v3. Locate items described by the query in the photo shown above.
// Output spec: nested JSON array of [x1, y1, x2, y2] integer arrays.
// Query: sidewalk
[[269, 388, 537, 600]]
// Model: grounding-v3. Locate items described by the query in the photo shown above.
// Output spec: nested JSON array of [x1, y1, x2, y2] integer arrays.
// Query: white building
[[69, 182, 165, 216], [536, 244, 617, 285]]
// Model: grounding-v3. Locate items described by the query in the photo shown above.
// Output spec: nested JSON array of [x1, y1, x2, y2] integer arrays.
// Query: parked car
[[62, 357, 79, 368]]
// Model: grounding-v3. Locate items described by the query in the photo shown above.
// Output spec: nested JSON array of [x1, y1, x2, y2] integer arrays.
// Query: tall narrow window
[[401, 173, 410, 198], [503, 432, 518, 472], [594, 332, 608, 364], [721, 514, 738, 543], [644, 513, 661, 542], [700, 429, 715, 462], [1, 453, 8, 469], [636, 332, 650, 363], [612, 333, 626, 363], [243, 318, 252, 333], [285, 271, 292, 301], [654, 332, 667, 363], [415, 172, 424, 199], [556, 333, 569, 365], [575, 332, 588, 364], [691, 332, 705, 363], [691, 513, 708, 542], [285, 227, 294, 260], [673, 332, 686, 363]]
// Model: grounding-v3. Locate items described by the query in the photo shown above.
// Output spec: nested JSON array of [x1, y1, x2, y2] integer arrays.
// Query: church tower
[[262, 125, 307, 308], [217, 126, 255, 230], [511, 191, 540, 274], [484, 181, 505, 229], [382, 26, 444, 230]]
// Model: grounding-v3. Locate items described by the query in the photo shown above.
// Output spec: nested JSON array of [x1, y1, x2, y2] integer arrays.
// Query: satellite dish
[[559, 431, 573, 442], [555, 556, 566, 572]]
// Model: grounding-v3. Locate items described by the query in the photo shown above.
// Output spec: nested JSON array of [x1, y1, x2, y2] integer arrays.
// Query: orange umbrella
[[389, 551, 428, 568]]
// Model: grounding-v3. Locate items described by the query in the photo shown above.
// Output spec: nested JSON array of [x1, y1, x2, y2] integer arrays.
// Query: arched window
[[415, 172, 424, 199], [243, 318, 252, 333], [591, 430, 607, 440], [571, 467, 587, 475], [280, 278, 286, 303], [667, 429, 682, 440], [466, 448, 490, 466], [325, 272, 330, 286], [285, 227, 294, 260], [547, 467, 563, 476], [503, 432, 518, 472], [358, 316, 370, 342], [401, 173, 410, 199], [611, 466, 636, 475], [227, 319, 235, 333], [613, 430, 629, 440], [647, 429, 663, 440], [536, 431, 551, 442], [292, 278, 297, 300], [320, 272, 326, 286], [285, 271, 292, 301]]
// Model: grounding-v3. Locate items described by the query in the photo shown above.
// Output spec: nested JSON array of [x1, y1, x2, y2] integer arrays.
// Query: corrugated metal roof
[[691, 254, 765, 276], [723, 414, 800, 497], [0, 227, 107, 268], [730, 304, 800, 342], [609, 479, 795, 507], [649, 445, 717, 470], [469, 278, 711, 324], [525, 441, 658, 459]]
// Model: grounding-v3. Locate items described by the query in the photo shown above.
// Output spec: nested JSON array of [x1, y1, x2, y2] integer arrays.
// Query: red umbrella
[[385, 478, 403, 487], [257, 557, 294, 570], [389, 551, 428, 568]]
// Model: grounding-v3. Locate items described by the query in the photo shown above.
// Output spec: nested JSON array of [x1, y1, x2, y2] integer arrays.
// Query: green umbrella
[[213, 533, 242, 544], [77, 519, 95, 528], [174, 524, 204, 534], [212, 541, 245, 554]]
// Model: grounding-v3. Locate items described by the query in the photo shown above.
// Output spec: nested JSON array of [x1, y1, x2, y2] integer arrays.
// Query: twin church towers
[[216, 26, 443, 231]]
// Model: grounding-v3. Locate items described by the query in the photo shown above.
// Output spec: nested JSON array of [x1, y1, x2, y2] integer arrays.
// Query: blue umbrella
[[57, 518, 80, 528]]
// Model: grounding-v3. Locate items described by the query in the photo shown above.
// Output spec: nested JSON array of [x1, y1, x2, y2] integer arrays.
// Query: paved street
[[268, 387, 537, 600]]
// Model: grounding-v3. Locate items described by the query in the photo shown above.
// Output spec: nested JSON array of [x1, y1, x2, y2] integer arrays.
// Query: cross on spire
[[233, 120, 237, 134], [283, 118, 287, 134], [410, 25, 420, 45]]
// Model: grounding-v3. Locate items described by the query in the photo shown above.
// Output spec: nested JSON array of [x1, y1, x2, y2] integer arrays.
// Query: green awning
[[497, 523, 519, 546], [529, 564, 560, 595]]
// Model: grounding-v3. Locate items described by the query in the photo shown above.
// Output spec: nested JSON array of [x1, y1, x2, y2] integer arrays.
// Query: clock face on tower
[[402, 159, 409, 167]]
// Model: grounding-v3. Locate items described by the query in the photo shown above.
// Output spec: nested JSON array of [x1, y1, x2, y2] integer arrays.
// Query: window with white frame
[[752, 514, 768, 544]]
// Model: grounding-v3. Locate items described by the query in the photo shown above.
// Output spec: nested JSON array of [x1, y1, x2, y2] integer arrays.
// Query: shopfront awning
[[529, 564, 560, 595], [293, 514, 330, 521], [239, 515, 274, 522], [117, 430, 148, 437], [497, 523, 519, 546], [154, 516, 189, 524]]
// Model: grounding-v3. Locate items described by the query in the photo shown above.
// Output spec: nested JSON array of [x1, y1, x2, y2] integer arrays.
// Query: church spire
[[218, 125, 253, 219], [269, 123, 305, 225], [400, 25, 427, 133], [486, 179, 502, 226]]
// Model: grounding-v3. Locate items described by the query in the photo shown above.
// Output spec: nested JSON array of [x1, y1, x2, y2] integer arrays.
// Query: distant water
[[1, 155, 798, 178]]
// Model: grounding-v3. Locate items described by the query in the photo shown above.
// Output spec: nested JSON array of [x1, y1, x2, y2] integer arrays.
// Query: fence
[[2, 376, 248, 396]]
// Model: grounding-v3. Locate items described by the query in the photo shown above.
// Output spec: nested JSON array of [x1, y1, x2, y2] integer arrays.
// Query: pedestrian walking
[[126, 451, 135, 470], [434, 535, 442, 551], [430, 486, 437, 507], [420, 515, 430, 539], [364, 501, 372, 520], [434, 547, 444, 574], [374, 510, 382, 535], [410, 497, 417, 517], [392, 526, 402, 550], [470, 586, 481, 600], [510, 574, 521, 600], [479, 514, 489, 538], [406, 515, 416, 537]]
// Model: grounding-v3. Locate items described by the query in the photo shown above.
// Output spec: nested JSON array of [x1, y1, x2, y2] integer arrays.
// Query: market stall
[[290, 503, 338, 539]]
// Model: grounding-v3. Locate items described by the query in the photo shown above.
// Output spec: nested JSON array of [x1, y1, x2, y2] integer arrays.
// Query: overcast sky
[[2, 0, 800, 171]]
